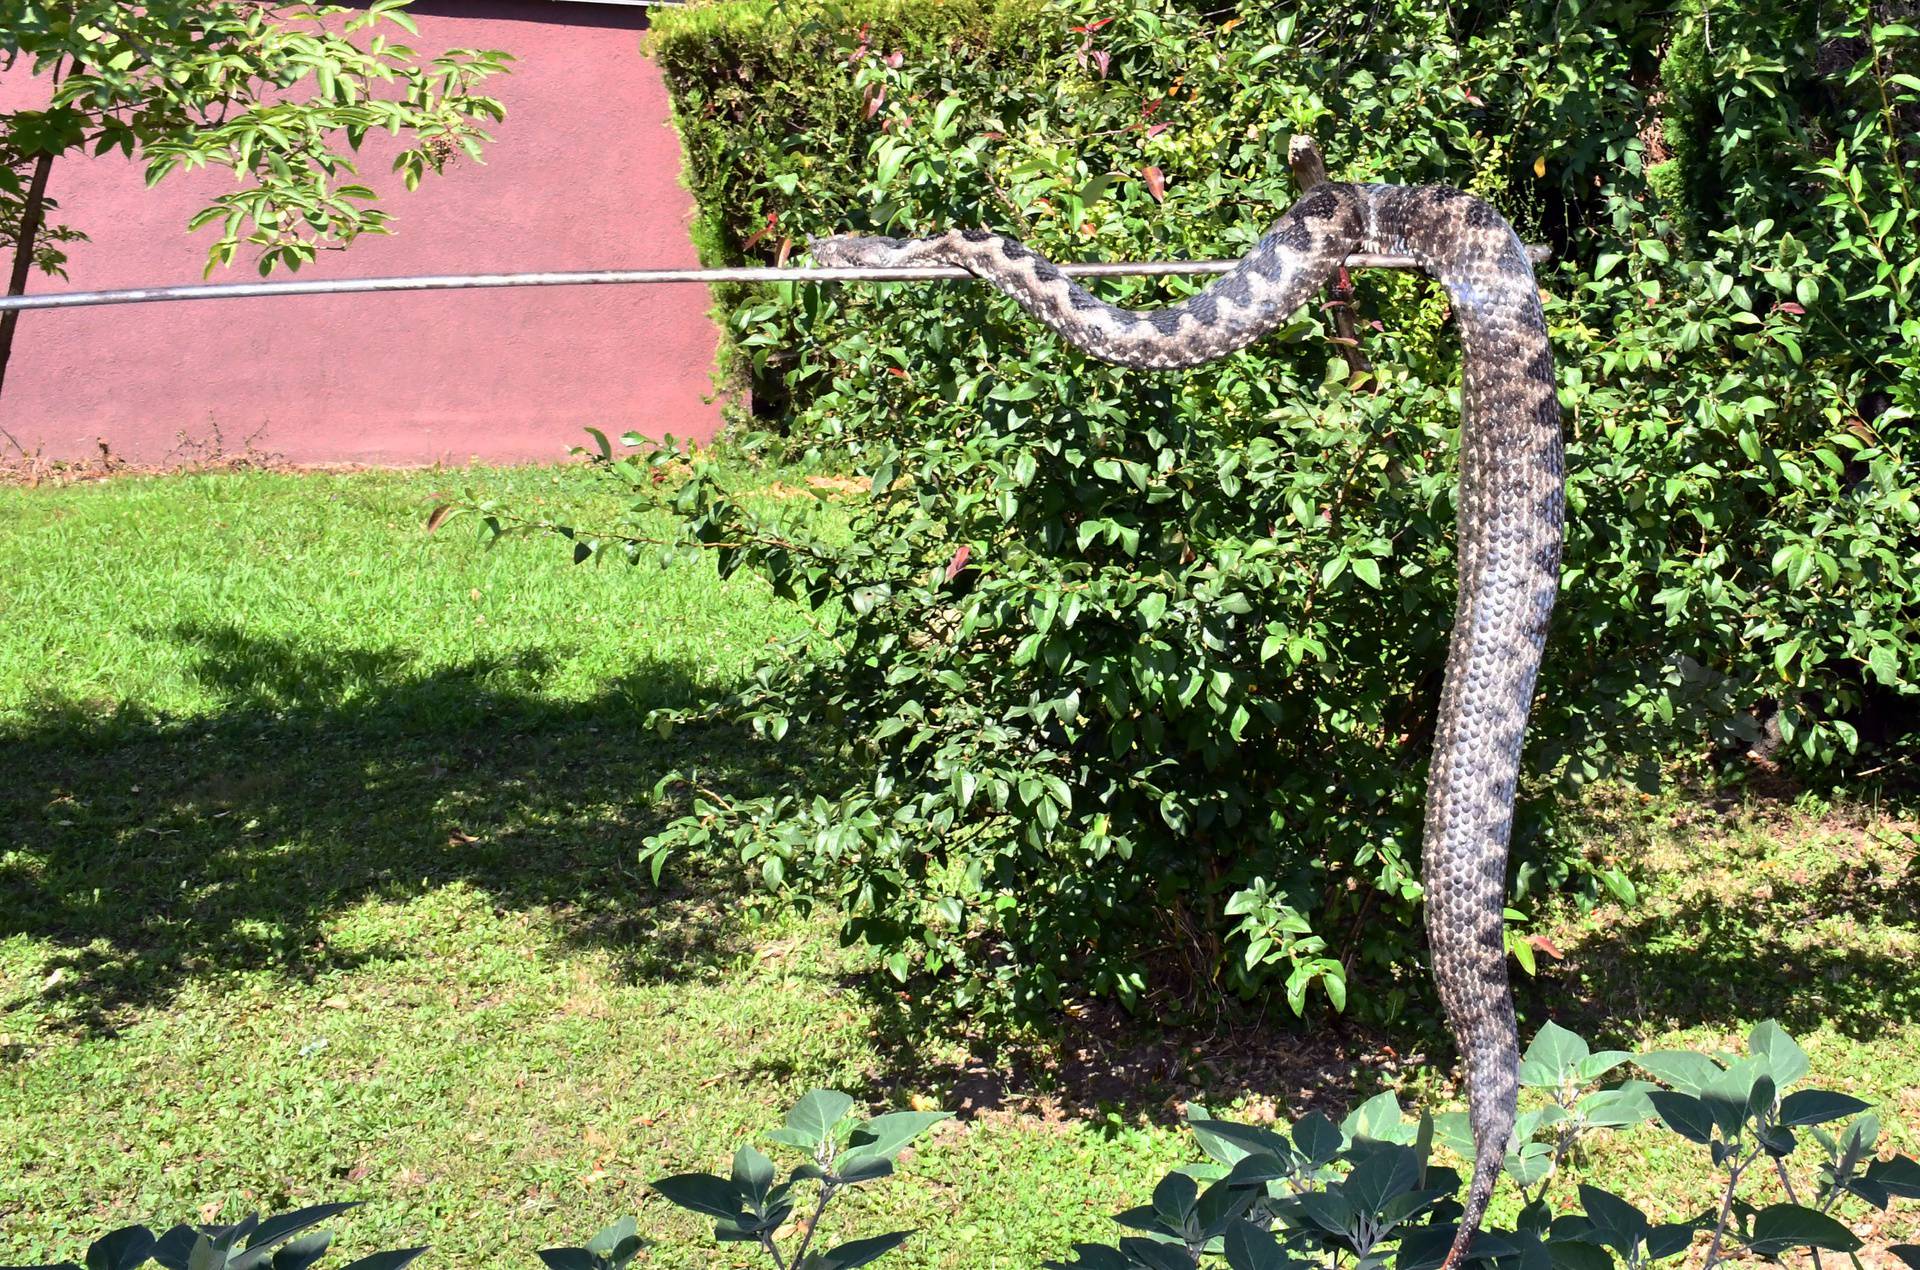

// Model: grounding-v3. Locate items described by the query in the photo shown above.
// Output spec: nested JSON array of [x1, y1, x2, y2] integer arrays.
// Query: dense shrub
[[480, 0, 1919, 1019]]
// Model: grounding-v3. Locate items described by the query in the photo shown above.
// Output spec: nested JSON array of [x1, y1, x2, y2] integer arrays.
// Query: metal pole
[[0, 247, 1552, 314]]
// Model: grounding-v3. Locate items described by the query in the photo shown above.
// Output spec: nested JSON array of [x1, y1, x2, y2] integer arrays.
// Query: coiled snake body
[[812, 178, 1564, 1267]]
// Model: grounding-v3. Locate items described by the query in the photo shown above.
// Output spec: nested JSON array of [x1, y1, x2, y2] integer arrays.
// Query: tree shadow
[[846, 807, 1920, 1124], [1526, 838, 1920, 1044], [844, 972, 1425, 1132], [0, 621, 814, 1039]]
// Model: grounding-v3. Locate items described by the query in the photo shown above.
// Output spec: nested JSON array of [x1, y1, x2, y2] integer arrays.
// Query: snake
[[810, 167, 1564, 1267]]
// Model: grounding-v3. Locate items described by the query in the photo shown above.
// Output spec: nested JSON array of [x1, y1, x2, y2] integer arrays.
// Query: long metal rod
[[0, 246, 1552, 314]]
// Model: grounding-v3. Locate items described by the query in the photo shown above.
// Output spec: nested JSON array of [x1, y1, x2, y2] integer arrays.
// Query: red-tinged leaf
[[945, 544, 972, 581], [1528, 935, 1565, 960], [864, 88, 885, 118], [775, 236, 794, 266], [1146, 123, 1170, 138], [425, 503, 456, 533], [885, 50, 903, 68], [1143, 165, 1165, 202], [1091, 49, 1110, 77], [887, 367, 909, 379], [1775, 301, 1805, 315], [982, 130, 1005, 140], [741, 211, 778, 252]]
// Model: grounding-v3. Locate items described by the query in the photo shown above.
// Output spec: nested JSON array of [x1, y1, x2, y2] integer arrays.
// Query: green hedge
[[610, 0, 1920, 1019]]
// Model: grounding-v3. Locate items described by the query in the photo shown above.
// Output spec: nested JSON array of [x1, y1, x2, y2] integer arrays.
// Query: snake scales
[[811, 175, 1563, 1267]]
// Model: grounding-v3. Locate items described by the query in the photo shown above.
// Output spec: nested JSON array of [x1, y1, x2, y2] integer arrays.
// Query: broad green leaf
[[781, 1089, 856, 1150], [804, 1232, 912, 1270], [1778, 1089, 1871, 1126], [87, 1229, 158, 1270], [1748, 1021, 1810, 1087], [649, 1173, 745, 1220], [1647, 1091, 1713, 1144], [1746, 1203, 1862, 1255], [1222, 1222, 1291, 1270], [1638, 1050, 1722, 1095]]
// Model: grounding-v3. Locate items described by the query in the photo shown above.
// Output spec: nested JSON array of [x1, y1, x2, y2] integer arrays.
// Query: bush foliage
[[485, 0, 1920, 1019]]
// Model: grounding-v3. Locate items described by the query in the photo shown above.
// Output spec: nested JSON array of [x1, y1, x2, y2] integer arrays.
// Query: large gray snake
[[812, 176, 1564, 1267]]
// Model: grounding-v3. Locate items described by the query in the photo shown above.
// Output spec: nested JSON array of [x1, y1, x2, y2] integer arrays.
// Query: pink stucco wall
[[1, 0, 724, 465]]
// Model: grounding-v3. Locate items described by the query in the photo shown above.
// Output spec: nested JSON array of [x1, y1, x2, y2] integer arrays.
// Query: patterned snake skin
[[811, 178, 1563, 1268]]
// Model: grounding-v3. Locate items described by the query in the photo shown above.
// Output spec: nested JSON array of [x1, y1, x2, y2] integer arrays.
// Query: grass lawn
[[1, 467, 1916, 1267]]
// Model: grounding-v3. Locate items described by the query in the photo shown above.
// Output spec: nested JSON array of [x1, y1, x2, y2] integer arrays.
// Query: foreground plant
[[643, 1088, 951, 1270], [1049, 1021, 1920, 1269], [4, 1204, 424, 1270]]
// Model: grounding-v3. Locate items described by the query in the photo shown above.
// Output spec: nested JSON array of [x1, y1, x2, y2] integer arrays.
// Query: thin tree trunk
[[0, 145, 57, 411], [1, 54, 68, 428]]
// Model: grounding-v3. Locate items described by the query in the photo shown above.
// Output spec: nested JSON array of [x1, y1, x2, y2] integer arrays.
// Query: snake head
[[807, 233, 868, 267]]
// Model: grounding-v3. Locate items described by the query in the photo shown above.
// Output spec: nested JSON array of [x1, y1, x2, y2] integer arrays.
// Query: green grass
[[2, 468, 1916, 1267]]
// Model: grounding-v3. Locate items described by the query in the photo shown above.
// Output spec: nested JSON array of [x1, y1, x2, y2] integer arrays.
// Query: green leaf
[[1188, 1118, 1290, 1168], [1748, 1020, 1810, 1087], [732, 1147, 776, 1207], [1152, 1171, 1198, 1226], [87, 1229, 158, 1270], [1344, 1145, 1419, 1216], [535, 1251, 598, 1270], [270, 1234, 330, 1270], [1577, 1185, 1649, 1250], [1520, 1021, 1589, 1085], [1638, 1050, 1722, 1095], [1342, 1091, 1410, 1143], [1293, 1113, 1341, 1165], [648, 1173, 746, 1220], [1222, 1222, 1290, 1270], [805, 1233, 912, 1270], [334, 1251, 426, 1270], [1746, 1203, 1862, 1255], [1647, 1091, 1713, 1143], [780, 1089, 856, 1150], [1865, 1154, 1920, 1199], [843, 1111, 950, 1171], [1778, 1090, 1871, 1126]]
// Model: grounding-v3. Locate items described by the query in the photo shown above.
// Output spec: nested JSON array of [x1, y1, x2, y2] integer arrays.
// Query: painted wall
[[0, 0, 724, 466]]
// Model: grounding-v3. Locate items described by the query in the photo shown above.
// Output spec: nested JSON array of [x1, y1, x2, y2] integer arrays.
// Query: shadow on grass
[[0, 622, 813, 1038], [1529, 847, 1920, 1045], [853, 986, 1410, 1129]]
